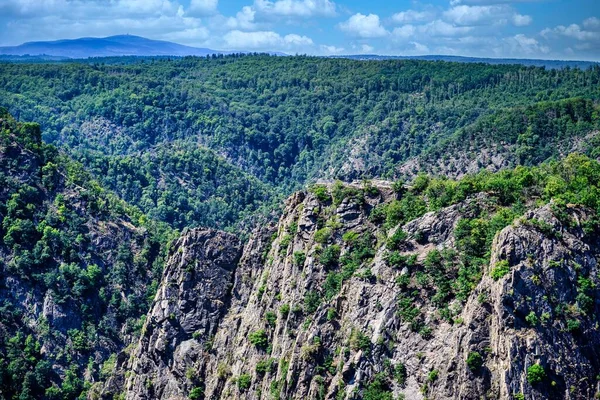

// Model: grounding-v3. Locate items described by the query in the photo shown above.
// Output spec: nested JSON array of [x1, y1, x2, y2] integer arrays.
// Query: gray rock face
[[427, 204, 600, 400], [116, 186, 600, 400], [124, 229, 242, 400]]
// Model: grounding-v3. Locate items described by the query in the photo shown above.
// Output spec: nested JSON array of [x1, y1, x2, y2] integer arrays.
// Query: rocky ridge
[[112, 182, 600, 400]]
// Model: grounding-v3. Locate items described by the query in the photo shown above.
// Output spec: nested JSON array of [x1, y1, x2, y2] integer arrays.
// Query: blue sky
[[0, 0, 599, 60]]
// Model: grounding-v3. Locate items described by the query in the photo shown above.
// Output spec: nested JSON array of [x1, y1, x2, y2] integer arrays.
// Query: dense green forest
[[1, 55, 600, 400], [1, 55, 599, 231], [0, 108, 174, 399], [3, 105, 600, 399]]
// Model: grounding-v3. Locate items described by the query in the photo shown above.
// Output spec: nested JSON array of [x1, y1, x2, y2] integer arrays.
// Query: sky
[[0, 0, 599, 60]]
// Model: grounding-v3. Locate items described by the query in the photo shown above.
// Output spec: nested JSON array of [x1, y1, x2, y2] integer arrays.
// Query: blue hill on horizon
[[0, 35, 227, 58]]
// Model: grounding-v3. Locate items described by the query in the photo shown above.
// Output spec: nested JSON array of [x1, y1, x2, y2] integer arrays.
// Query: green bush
[[256, 358, 276, 375], [265, 311, 277, 326], [326, 308, 337, 321], [342, 231, 359, 243], [392, 180, 406, 195], [293, 251, 306, 267], [279, 234, 292, 253], [323, 272, 343, 300], [314, 227, 331, 244], [527, 364, 545, 385], [394, 363, 407, 386], [304, 291, 321, 314], [566, 319, 581, 332], [466, 351, 484, 371], [369, 205, 387, 223], [331, 181, 364, 206], [310, 185, 330, 202], [189, 387, 204, 399], [248, 330, 269, 349], [525, 312, 538, 326], [279, 304, 290, 318], [411, 174, 430, 194], [363, 373, 393, 400], [237, 374, 251, 391], [428, 369, 439, 382], [386, 229, 408, 250], [319, 245, 341, 267], [491, 260, 511, 281], [350, 329, 371, 353]]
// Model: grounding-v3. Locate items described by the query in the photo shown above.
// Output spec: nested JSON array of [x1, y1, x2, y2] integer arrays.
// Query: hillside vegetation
[[0, 108, 174, 399], [1, 56, 599, 230], [1, 56, 600, 399]]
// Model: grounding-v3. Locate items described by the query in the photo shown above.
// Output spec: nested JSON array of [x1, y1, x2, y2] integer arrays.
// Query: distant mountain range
[[0, 35, 597, 69], [0, 35, 227, 59], [338, 54, 598, 70]]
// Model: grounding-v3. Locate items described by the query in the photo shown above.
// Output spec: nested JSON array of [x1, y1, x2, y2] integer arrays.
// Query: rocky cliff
[[113, 181, 600, 400], [0, 109, 173, 400]]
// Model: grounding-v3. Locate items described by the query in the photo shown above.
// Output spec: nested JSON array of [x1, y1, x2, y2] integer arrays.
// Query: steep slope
[[400, 97, 600, 179], [113, 159, 600, 399], [1, 57, 599, 230], [0, 109, 174, 399]]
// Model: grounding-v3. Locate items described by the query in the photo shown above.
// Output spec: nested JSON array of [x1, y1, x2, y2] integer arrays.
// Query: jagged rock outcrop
[[427, 204, 600, 400], [117, 185, 600, 400], [123, 229, 242, 399]]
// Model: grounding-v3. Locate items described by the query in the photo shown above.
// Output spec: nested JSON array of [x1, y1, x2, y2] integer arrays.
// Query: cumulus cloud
[[320, 44, 344, 54], [361, 44, 374, 53], [542, 22, 600, 41], [420, 20, 473, 37], [188, 0, 218, 16], [512, 14, 532, 26], [223, 30, 313, 51], [0, 0, 181, 19], [253, 0, 336, 18], [443, 5, 531, 27], [451, 0, 546, 5], [392, 25, 416, 40], [338, 13, 388, 38], [504, 33, 549, 55], [411, 41, 429, 53], [391, 9, 434, 24], [0, 2, 217, 47], [216, 6, 258, 31], [583, 17, 600, 30]]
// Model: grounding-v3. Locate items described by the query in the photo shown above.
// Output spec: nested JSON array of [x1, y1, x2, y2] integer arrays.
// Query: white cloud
[[451, 0, 546, 4], [253, 0, 336, 18], [188, 0, 218, 16], [443, 5, 531, 27], [512, 14, 532, 26], [391, 9, 434, 24], [542, 23, 600, 41], [392, 25, 416, 40], [338, 13, 388, 38], [444, 5, 498, 26], [420, 20, 472, 37], [217, 6, 257, 30], [361, 44, 374, 53], [504, 33, 549, 55], [223, 30, 313, 50], [583, 17, 600, 30], [411, 41, 429, 53], [162, 26, 210, 42], [320, 44, 344, 54], [0, 0, 181, 19]]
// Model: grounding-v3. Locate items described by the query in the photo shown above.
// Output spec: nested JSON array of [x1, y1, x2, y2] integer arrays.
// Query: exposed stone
[[114, 188, 600, 400]]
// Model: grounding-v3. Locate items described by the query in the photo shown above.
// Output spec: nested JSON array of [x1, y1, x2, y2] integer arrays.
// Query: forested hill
[[0, 108, 175, 399], [1, 55, 599, 231]]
